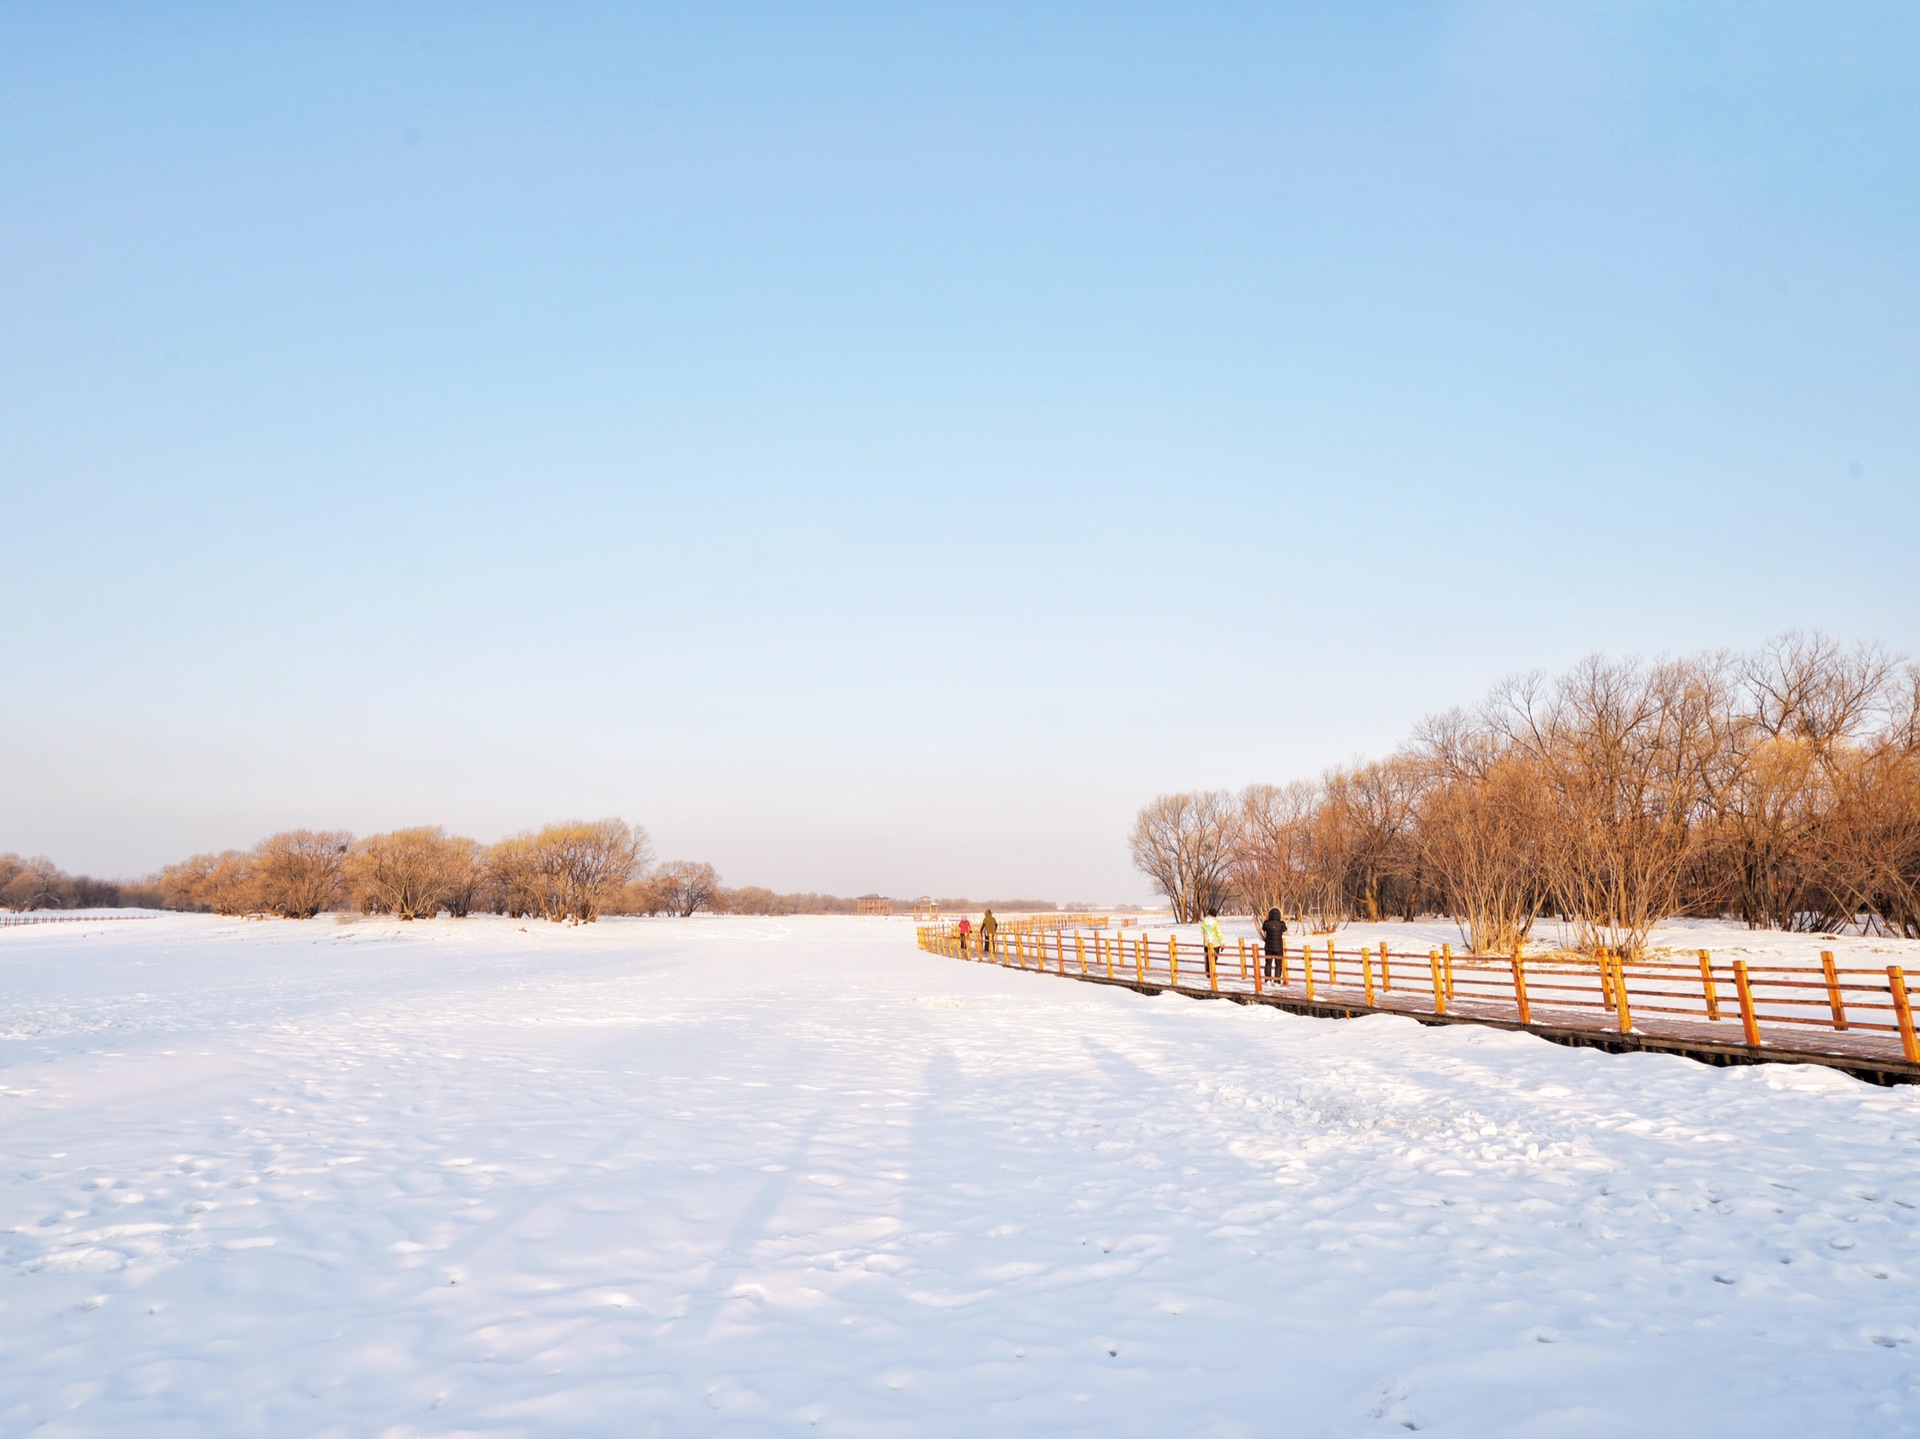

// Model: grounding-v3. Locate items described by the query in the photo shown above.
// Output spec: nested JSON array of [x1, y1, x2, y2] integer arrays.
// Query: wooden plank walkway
[[917, 925, 1920, 1087]]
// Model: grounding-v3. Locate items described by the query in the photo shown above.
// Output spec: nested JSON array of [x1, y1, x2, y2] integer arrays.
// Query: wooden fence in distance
[[977, 913, 1109, 935], [915, 924, 1920, 1086], [0, 913, 159, 929]]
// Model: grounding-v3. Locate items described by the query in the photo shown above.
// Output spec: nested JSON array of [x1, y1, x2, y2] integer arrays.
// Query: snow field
[[1, 913, 1918, 1436]]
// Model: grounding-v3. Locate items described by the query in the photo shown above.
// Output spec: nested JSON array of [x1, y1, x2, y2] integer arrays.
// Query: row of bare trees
[[150, 819, 696, 924], [0, 854, 153, 912], [5, 835, 963, 923], [1132, 634, 1920, 955]]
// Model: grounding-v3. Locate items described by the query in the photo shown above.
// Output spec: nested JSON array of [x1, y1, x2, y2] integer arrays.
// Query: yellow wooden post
[[1511, 950, 1530, 1025], [1075, 931, 1086, 975], [1380, 942, 1391, 992], [1442, 942, 1455, 1004], [1252, 943, 1264, 996], [1237, 937, 1247, 983], [1733, 960, 1760, 1047], [1304, 947, 1315, 1000], [1822, 951, 1847, 1031], [1106, 934, 1116, 980], [1699, 949, 1719, 1020], [1279, 939, 1289, 987], [1612, 953, 1632, 1033], [1057, 930, 1067, 975], [1135, 935, 1145, 986], [1362, 947, 1375, 1005], [1209, 944, 1219, 994], [1168, 934, 1180, 988], [1429, 950, 1446, 1015], [1598, 949, 1615, 1011], [1326, 938, 1335, 987], [1889, 966, 1919, 1064]]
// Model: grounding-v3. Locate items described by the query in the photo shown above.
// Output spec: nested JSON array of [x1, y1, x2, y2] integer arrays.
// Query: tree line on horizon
[[0, 831, 1061, 922], [3, 821, 695, 923], [1131, 633, 1920, 956]]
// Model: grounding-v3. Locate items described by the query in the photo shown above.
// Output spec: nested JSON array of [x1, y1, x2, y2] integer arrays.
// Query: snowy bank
[[1, 914, 1917, 1435]]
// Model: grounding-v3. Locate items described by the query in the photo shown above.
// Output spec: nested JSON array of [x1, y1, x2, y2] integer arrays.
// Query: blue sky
[[3, 3, 1916, 898]]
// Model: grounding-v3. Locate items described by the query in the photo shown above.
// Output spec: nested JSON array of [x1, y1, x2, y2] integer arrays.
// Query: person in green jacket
[[1200, 912, 1224, 982], [979, 909, 998, 959]]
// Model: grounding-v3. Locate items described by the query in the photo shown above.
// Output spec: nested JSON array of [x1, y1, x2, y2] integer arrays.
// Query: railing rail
[[0, 912, 160, 929], [969, 912, 1109, 936], [913, 924, 1920, 1076]]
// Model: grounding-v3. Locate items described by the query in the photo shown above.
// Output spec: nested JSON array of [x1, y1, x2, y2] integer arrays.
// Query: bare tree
[[0, 855, 65, 911], [441, 835, 488, 918], [253, 830, 351, 919], [1227, 784, 1296, 924], [1227, 781, 1345, 929], [1494, 657, 1717, 957], [649, 860, 720, 917], [501, 818, 652, 924], [1411, 721, 1547, 954], [0, 854, 27, 911], [487, 834, 545, 919], [1323, 758, 1425, 922], [156, 849, 262, 915], [347, 827, 471, 920], [1131, 791, 1235, 922]]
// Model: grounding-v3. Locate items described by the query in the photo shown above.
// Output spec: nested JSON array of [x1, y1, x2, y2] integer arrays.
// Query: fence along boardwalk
[[916, 925, 1920, 1087]]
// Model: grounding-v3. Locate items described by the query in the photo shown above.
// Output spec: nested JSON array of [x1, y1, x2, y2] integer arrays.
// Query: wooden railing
[[0, 912, 159, 929], [969, 913, 1109, 935], [914, 924, 1920, 1075]]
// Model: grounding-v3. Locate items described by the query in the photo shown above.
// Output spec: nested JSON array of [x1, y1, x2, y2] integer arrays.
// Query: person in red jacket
[[956, 915, 973, 957]]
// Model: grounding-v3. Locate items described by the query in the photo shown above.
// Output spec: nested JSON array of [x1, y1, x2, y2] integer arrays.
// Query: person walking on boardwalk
[[1200, 913, 1224, 982], [979, 909, 998, 960], [1261, 908, 1288, 980], [955, 915, 973, 957]]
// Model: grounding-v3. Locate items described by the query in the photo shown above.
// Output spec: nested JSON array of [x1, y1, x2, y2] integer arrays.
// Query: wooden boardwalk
[[917, 925, 1920, 1087]]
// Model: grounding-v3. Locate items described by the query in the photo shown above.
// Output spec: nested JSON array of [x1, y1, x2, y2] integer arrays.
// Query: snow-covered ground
[[3, 913, 1918, 1436]]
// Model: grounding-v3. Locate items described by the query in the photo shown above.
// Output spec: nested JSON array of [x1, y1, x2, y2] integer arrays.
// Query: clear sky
[[3, 4, 1917, 900]]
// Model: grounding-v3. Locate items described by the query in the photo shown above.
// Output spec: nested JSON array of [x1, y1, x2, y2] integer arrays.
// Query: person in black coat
[[1261, 908, 1288, 980]]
